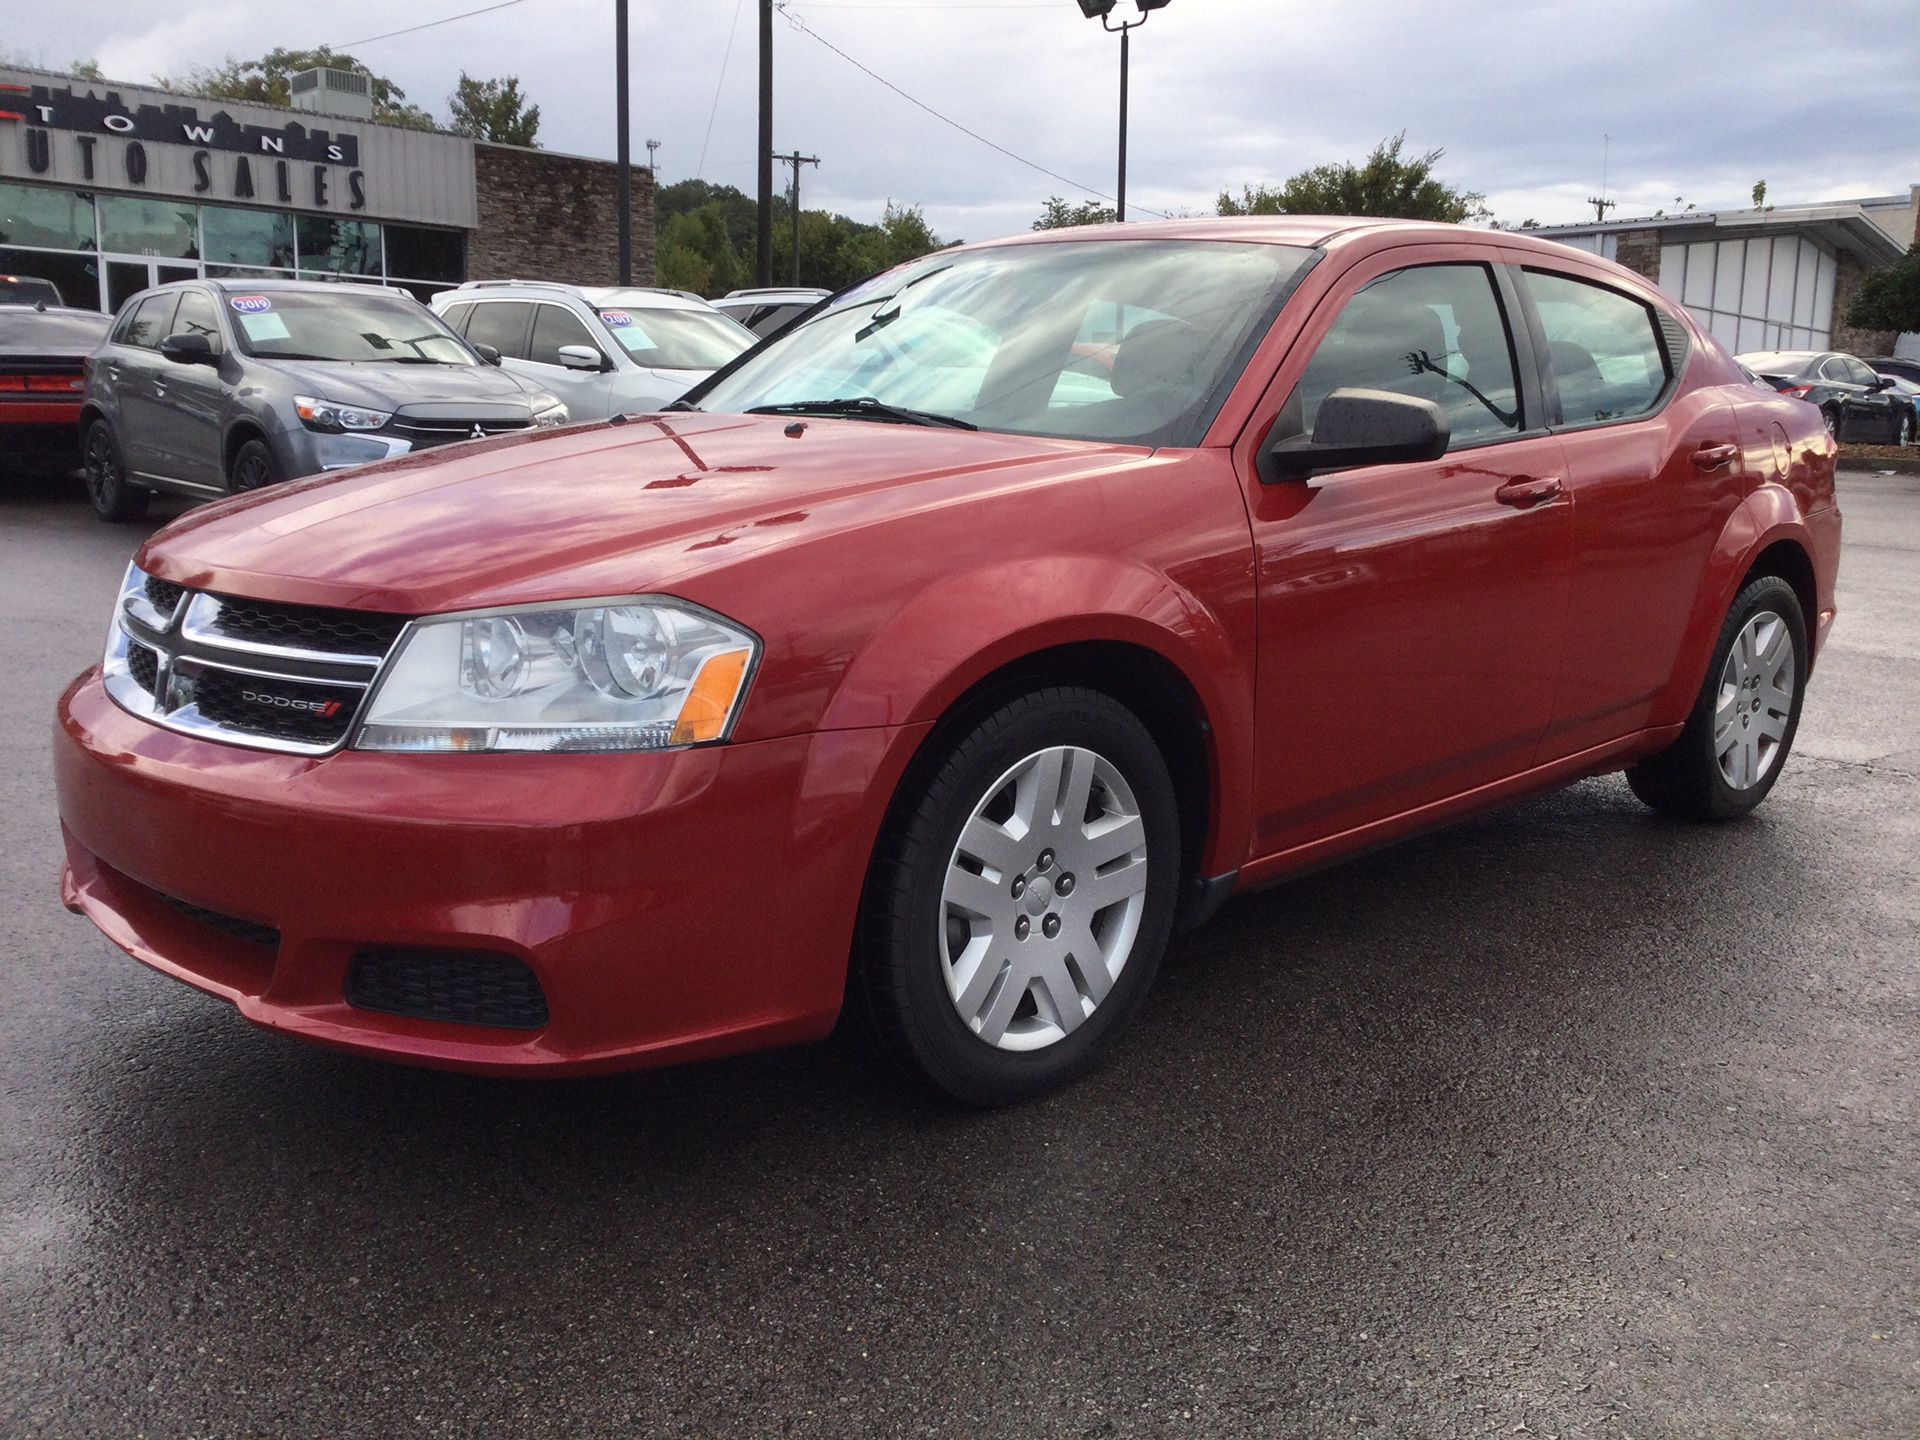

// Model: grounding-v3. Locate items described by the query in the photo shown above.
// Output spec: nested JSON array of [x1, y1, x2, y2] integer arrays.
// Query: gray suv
[[79, 278, 568, 522]]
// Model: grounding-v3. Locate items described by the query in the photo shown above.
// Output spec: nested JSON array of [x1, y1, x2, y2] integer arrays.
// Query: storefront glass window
[[202, 207, 295, 269], [384, 225, 465, 283], [0, 182, 98, 251], [98, 196, 200, 259], [295, 216, 381, 275]]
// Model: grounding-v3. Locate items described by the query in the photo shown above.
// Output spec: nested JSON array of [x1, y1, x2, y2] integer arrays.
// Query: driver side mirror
[[471, 342, 503, 366], [1260, 388, 1451, 484], [556, 344, 611, 373], [1867, 375, 1894, 392], [158, 332, 217, 366]]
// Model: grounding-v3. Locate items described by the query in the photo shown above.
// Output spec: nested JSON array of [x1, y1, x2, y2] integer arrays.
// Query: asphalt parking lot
[[2, 469, 1914, 1439]]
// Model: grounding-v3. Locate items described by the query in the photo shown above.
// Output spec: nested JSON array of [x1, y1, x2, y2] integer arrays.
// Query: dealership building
[[1537, 186, 1920, 360], [0, 64, 655, 313]]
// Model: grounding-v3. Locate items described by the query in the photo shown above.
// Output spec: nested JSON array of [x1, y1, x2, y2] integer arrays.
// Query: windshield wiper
[[744, 397, 977, 431]]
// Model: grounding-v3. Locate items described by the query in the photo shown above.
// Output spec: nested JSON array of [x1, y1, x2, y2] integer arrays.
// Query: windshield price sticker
[[238, 312, 291, 341], [230, 295, 273, 314]]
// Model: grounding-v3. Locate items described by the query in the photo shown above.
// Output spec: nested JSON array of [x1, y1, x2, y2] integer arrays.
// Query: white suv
[[431, 282, 757, 421]]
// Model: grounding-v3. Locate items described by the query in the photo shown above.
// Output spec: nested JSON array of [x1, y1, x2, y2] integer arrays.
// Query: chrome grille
[[103, 568, 409, 756], [386, 416, 533, 449]]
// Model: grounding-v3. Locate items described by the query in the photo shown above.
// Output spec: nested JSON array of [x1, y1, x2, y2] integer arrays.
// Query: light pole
[[1074, 0, 1170, 222]]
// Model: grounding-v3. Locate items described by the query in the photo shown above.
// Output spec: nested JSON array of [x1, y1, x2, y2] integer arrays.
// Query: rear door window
[[529, 303, 603, 367], [463, 301, 532, 359], [1524, 270, 1669, 425], [1278, 263, 1522, 449]]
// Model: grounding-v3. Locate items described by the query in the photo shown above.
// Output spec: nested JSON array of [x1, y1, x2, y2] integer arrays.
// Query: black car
[[1864, 355, 1920, 388], [1736, 349, 1912, 444], [1, 301, 113, 475]]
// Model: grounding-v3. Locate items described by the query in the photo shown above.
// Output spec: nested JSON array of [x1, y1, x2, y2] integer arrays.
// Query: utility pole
[[1587, 195, 1616, 223], [757, 0, 774, 286], [615, 0, 631, 283], [1117, 23, 1129, 221], [774, 150, 819, 285]]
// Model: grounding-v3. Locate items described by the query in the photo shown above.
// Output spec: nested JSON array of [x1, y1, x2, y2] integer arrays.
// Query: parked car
[[1, 273, 67, 306], [56, 220, 1840, 1106], [1737, 349, 1911, 444], [0, 301, 111, 473], [713, 286, 831, 338], [432, 281, 755, 419], [1879, 374, 1920, 444], [78, 278, 568, 521], [1862, 355, 1920, 388]]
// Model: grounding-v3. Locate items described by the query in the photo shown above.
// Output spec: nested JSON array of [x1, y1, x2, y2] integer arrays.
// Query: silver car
[[432, 281, 757, 420]]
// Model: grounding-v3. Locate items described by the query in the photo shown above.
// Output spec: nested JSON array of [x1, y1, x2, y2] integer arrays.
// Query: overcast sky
[[5, 0, 1915, 243]]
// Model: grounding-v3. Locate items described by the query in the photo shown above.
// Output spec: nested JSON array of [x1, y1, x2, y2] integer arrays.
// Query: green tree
[[169, 47, 437, 131], [1033, 195, 1117, 230], [657, 203, 750, 296], [1217, 133, 1487, 223], [447, 72, 540, 146], [1846, 244, 1920, 334], [71, 59, 104, 80], [841, 202, 943, 278]]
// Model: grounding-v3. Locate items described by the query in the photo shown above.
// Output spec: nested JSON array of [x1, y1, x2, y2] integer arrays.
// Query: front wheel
[[1898, 411, 1915, 447], [854, 687, 1182, 1106], [82, 420, 150, 522], [228, 437, 281, 492], [1627, 575, 1808, 821]]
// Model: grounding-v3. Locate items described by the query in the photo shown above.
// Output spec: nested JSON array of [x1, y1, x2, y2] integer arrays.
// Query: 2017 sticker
[[230, 295, 273, 314], [599, 310, 633, 327]]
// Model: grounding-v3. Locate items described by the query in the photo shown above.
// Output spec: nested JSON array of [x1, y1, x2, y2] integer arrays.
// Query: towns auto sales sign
[[0, 80, 368, 210]]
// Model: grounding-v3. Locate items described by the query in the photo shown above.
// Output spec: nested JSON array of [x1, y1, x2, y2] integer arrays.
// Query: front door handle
[[1691, 443, 1738, 470], [1494, 475, 1563, 508]]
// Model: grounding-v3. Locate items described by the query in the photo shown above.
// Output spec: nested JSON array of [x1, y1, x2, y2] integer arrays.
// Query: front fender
[[1653, 483, 1824, 724], [818, 555, 1256, 878]]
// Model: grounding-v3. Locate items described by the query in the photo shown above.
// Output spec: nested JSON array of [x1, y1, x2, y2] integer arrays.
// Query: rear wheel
[[854, 687, 1181, 1106], [1819, 405, 1839, 439], [228, 437, 280, 492], [82, 420, 150, 522], [1898, 411, 1915, 447], [1627, 575, 1807, 821]]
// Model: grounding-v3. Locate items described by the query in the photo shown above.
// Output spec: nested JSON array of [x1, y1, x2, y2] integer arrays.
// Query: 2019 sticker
[[230, 295, 273, 314], [599, 310, 633, 327]]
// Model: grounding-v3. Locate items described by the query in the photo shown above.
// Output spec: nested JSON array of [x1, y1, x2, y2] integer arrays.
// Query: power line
[[339, 0, 535, 50], [776, 7, 1165, 217], [696, 0, 748, 181]]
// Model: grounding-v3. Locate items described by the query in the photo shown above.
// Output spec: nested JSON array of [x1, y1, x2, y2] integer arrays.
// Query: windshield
[[597, 307, 755, 371], [226, 290, 475, 364], [693, 239, 1314, 445]]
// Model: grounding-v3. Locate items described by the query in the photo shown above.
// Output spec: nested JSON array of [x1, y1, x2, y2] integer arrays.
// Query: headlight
[[294, 395, 393, 432], [355, 599, 758, 753], [533, 401, 569, 429]]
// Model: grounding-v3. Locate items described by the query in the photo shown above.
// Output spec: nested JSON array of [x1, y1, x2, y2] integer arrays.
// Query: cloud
[[12, 0, 1913, 244]]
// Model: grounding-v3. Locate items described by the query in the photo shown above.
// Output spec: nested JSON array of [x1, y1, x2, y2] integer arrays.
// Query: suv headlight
[[355, 599, 758, 753], [294, 395, 393, 432], [533, 400, 569, 429]]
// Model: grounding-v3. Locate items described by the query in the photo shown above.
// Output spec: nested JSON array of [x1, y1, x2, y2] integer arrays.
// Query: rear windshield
[[0, 275, 62, 305], [596, 306, 755, 371], [1738, 351, 1814, 374], [224, 290, 475, 365]]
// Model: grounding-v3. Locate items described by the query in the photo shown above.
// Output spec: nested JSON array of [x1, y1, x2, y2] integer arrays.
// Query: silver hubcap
[[940, 745, 1149, 1052], [1714, 611, 1795, 790]]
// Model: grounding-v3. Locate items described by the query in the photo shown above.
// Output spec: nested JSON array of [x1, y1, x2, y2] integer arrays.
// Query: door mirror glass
[[158, 331, 217, 366], [1262, 388, 1450, 483], [556, 343, 607, 372]]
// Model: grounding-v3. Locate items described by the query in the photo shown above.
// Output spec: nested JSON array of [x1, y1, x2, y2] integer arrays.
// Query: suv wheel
[[229, 438, 281, 492], [855, 687, 1181, 1106], [82, 420, 150, 522], [1627, 575, 1807, 821]]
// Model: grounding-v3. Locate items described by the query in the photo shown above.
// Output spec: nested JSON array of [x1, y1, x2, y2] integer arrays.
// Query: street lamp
[[1075, 0, 1170, 222]]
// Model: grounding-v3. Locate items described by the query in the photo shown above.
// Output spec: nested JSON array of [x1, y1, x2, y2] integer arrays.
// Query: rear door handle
[[1494, 475, 1563, 508], [1691, 443, 1738, 470]]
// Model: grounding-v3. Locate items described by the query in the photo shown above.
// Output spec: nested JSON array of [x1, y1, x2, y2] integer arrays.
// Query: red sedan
[[54, 219, 1840, 1105]]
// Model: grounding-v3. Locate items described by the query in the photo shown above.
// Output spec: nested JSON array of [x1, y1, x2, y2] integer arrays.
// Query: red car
[[54, 220, 1841, 1105]]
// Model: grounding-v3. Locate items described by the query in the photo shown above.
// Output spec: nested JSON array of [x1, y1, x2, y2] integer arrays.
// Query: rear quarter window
[[1526, 270, 1669, 425]]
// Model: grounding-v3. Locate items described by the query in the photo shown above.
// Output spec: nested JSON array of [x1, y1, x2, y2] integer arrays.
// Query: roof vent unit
[[289, 67, 374, 121]]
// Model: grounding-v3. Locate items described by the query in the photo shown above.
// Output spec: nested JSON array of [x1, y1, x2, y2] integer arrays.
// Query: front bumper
[[56, 669, 916, 1075]]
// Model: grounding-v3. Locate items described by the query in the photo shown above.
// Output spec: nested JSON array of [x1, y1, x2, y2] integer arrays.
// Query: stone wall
[[1612, 229, 1662, 283], [469, 143, 655, 286], [1830, 248, 1899, 357]]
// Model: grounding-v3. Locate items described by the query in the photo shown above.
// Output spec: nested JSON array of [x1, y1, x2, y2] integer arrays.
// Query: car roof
[[186, 277, 408, 298], [439, 281, 722, 313]]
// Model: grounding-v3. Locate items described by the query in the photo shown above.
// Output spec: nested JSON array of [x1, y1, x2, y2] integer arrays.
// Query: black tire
[[228, 437, 281, 492], [81, 419, 150, 522], [853, 687, 1182, 1106], [1626, 575, 1808, 821], [1818, 405, 1839, 439], [1898, 411, 1915, 447]]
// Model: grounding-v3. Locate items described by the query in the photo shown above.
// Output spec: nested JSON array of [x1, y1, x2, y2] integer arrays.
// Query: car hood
[[263, 359, 550, 413], [139, 413, 1161, 615]]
